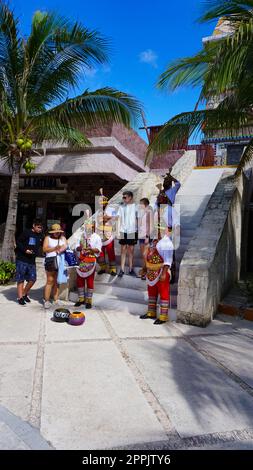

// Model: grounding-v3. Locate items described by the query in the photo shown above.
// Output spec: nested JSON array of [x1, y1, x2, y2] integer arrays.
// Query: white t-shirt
[[156, 235, 173, 266], [45, 236, 66, 258], [138, 206, 153, 239], [117, 203, 137, 233]]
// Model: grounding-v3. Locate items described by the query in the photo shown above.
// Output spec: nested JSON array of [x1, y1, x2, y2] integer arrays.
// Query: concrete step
[[69, 292, 178, 319], [70, 285, 178, 308], [180, 223, 201, 231], [180, 228, 196, 237], [95, 272, 178, 294], [96, 284, 178, 306]]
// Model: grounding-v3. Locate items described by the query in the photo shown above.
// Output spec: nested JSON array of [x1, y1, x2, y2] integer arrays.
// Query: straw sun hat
[[48, 223, 64, 233]]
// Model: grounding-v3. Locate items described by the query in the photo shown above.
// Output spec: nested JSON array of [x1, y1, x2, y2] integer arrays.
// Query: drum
[[53, 308, 71, 322], [68, 311, 85, 326]]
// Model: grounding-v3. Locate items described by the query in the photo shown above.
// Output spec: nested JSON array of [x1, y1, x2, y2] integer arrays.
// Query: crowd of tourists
[[15, 173, 181, 325]]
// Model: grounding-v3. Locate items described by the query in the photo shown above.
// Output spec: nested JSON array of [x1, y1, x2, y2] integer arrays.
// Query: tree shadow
[[0, 284, 44, 303]]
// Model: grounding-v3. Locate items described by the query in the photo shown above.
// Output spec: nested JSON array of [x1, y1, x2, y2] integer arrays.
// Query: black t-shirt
[[16, 229, 43, 265]]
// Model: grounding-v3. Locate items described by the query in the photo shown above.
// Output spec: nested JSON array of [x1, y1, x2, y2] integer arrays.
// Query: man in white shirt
[[117, 191, 138, 277]]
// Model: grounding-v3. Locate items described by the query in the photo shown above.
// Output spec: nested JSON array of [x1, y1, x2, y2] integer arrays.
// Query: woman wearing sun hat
[[42, 223, 67, 309]]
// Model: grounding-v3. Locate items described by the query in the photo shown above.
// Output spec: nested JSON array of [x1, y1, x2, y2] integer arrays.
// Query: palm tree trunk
[[1, 162, 20, 261]]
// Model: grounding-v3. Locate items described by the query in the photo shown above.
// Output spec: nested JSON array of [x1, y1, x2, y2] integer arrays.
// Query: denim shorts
[[139, 237, 153, 245], [15, 260, 37, 283]]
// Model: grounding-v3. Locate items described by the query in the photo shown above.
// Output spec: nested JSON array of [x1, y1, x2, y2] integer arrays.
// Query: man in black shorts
[[15, 218, 43, 305], [117, 191, 138, 277]]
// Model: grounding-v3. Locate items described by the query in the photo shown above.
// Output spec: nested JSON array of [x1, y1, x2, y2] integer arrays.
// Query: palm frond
[[199, 1, 253, 24], [25, 12, 110, 111], [0, 3, 22, 113], [235, 138, 253, 176], [158, 49, 211, 90], [33, 121, 91, 148], [146, 107, 250, 163], [37, 87, 142, 130]]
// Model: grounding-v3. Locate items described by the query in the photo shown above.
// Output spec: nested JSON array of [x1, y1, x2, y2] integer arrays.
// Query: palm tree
[[147, 0, 253, 173], [0, 3, 142, 261]]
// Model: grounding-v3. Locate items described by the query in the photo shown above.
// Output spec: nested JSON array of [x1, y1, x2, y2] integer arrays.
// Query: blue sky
[[12, 0, 215, 140]]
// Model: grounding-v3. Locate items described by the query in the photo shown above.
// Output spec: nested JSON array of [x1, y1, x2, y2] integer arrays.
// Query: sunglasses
[[122, 196, 127, 199]]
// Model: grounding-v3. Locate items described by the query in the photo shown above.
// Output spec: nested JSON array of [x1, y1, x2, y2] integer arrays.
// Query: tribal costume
[[144, 235, 173, 323], [75, 230, 102, 308], [96, 193, 117, 275]]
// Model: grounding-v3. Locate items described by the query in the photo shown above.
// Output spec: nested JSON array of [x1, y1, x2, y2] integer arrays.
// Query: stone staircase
[[68, 246, 178, 319], [36, 168, 227, 320], [68, 169, 226, 318]]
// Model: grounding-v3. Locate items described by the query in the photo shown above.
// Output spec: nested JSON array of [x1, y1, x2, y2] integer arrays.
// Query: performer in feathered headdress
[[96, 188, 117, 276], [140, 222, 173, 324], [74, 211, 102, 308]]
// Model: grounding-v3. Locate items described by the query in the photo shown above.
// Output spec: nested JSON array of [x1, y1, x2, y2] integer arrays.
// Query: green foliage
[[147, 0, 253, 172], [0, 3, 142, 170], [0, 260, 16, 284]]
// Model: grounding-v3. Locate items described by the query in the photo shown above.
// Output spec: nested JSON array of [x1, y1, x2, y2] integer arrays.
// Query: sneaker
[[18, 298, 26, 306], [53, 299, 64, 306], [140, 313, 154, 320], [85, 303, 92, 309], [128, 269, 137, 277], [154, 319, 167, 325], [118, 270, 124, 278], [43, 301, 52, 309], [23, 295, 31, 303]]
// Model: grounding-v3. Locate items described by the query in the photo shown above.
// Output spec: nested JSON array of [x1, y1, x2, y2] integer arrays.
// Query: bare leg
[[24, 280, 35, 296], [17, 282, 24, 299], [44, 272, 56, 301], [128, 245, 134, 271], [120, 245, 127, 271], [52, 278, 59, 302], [140, 244, 146, 268]]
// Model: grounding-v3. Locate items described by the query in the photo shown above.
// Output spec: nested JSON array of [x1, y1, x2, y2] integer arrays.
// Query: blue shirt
[[165, 181, 181, 205]]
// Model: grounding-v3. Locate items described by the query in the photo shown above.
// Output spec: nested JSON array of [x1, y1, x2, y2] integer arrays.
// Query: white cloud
[[139, 49, 158, 68], [85, 67, 97, 77], [102, 65, 111, 73]]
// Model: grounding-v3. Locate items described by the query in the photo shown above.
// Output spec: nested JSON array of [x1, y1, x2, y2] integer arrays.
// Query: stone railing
[[177, 171, 249, 326], [170, 150, 196, 186], [67, 172, 163, 250]]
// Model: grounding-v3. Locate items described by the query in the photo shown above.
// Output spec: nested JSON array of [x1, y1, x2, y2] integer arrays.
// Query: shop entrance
[[46, 202, 83, 238]]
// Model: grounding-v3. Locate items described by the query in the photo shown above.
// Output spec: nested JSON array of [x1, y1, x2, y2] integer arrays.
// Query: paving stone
[[0, 345, 37, 420], [45, 303, 110, 342], [41, 342, 167, 449], [191, 333, 253, 388], [125, 338, 253, 438]]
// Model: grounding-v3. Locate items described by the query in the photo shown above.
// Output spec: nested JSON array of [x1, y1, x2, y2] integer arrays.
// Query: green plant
[[0, 260, 16, 284], [0, 3, 142, 261]]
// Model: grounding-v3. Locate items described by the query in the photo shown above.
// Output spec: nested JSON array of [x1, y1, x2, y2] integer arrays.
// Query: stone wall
[[84, 123, 148, 162], [177, 171, 249, 327], [150, 150, 184, 170]]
